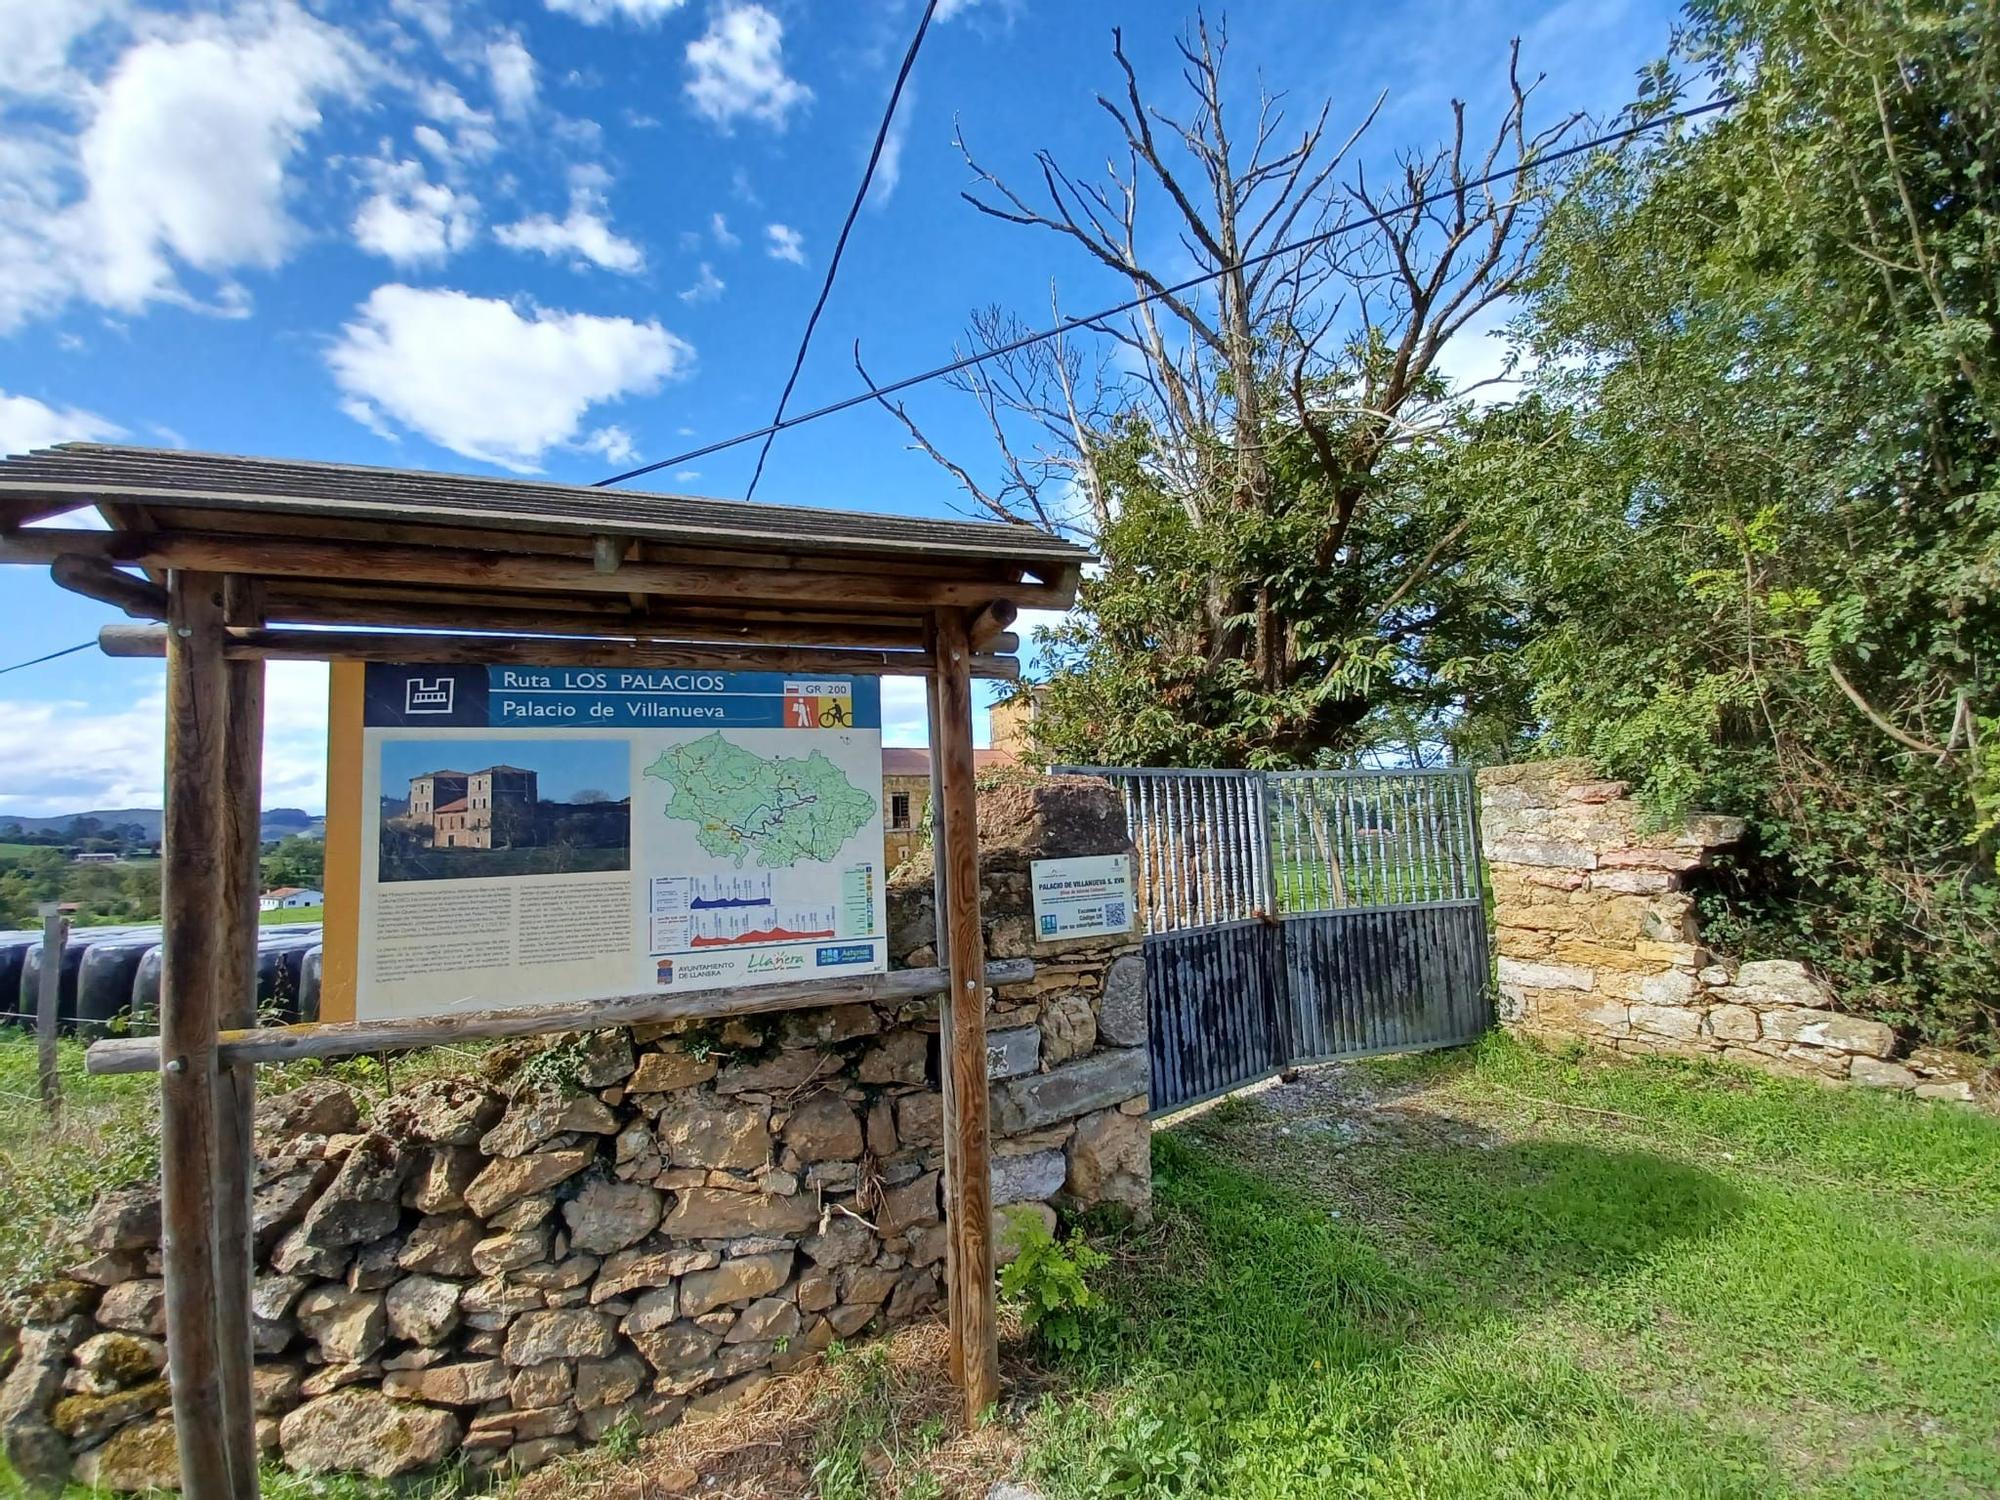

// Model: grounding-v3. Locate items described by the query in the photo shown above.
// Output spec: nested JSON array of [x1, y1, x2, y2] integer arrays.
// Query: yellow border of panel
[[319, 661, 364, 1022]]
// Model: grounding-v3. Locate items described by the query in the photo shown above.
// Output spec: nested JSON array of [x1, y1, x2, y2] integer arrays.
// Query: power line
[[594, 93, 1736, 490], [677, 0, 939, 502], [0, 641, 94, 676], [1, 98, 1734, 682]]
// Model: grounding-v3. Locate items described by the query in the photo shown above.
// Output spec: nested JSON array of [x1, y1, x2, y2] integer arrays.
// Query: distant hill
[[0, 807, 325, 841]]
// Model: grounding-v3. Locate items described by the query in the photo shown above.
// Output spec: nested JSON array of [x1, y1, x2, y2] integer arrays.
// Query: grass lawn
[[545, 1036, 2000, 1500], [5, 1035, 1995, 1498], [260, 904, 323, 924], [1010, 1038, 2000, 1499]]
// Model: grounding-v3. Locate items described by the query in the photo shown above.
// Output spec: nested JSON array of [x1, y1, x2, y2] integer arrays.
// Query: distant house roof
[[264, 886, 311, 898], [881, 747, 1019, 777], [482, 765, 535, 775], [433, 798, 470, 814], [417, 769, 468, 779]]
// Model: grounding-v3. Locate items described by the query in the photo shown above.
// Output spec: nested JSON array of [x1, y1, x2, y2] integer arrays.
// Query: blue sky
[[0, 0, 1679, 816], [379, 738, 631, 803]]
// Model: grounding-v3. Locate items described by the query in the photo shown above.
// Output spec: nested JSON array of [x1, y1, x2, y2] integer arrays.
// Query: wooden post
[[159, 570, 235, 1497], [214, 577, 265, 1498], [922, 627, 964, 1385], [36, 902, 66, 1120], [931, 607, 999, 1422]]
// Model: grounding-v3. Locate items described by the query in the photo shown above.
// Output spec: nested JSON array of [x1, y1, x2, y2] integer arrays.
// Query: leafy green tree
[[260, 835, 325, 892], [1467, 0, 1999, 1048]]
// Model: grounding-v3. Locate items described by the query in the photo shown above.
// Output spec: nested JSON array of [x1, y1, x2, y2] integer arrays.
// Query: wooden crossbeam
[[86, 959, 1037, 1075], [1, 530, 1074, 611], [96, 624, 1022, 680], [245, 596, 1016, 655], [49, 556, 170, 619]]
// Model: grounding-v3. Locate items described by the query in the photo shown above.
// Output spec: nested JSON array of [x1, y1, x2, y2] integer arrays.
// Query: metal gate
[[1056, 766, 1492, 1114]]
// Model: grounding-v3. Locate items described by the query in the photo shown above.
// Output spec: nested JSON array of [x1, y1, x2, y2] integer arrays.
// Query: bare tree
[[868, 12, 1583, 763]]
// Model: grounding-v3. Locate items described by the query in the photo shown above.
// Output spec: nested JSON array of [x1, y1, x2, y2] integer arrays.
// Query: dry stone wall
[[0, 776, 1150, 1492], [1480, 760, 1984, 1101]]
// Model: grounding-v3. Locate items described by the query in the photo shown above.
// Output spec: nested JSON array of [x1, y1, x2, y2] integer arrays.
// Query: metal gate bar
[[1056, 764, 1491, 1115]]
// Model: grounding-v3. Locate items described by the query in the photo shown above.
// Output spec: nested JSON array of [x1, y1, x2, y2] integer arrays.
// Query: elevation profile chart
[[649, 874, 845, 951]]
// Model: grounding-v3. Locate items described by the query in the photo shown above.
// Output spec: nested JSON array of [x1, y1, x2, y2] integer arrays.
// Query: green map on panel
[[643, 732, 876, 868]]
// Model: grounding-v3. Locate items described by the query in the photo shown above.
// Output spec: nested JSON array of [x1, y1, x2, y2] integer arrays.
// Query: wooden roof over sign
[[0, 444, 1091, 676], [0, 444, 1087, 565]]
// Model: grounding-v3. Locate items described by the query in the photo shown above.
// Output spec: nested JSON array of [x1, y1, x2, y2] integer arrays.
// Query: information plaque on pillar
[[1030, 854, 1134, 939], [355, 665, 886, 1021]]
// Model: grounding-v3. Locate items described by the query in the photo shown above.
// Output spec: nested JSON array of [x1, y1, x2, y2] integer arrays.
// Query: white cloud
[[495, 172, 645, 274], [582, 425, 637, 464], [881, 678, 927, 747], [677, 262, 725, 303], [328, 284, 693, 472], [352, 157, 478, 265], [1430, 296, 1524, 403], [0, 3, 366, 330], [0, 662, 330, 815], [0, 0, 126, 97], [389, 0, 453, 44], [684, 4, 810, 130], [546, 0, 687, 24], [869, 87, 913, 207], [764, 222, 805, 265], [710, 212, 739, 249], [0, 390, 125, 457], [412, 83, 498, 167], [486, 33, 537, 117]]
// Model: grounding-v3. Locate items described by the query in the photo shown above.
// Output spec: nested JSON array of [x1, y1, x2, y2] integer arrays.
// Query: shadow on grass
[[1021, 1128, 1767, 1499]]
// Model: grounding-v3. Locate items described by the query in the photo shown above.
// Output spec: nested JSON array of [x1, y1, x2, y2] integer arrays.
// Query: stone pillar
[[887, 772, 1151, 1221], [1478, 760, 1980, 1101]]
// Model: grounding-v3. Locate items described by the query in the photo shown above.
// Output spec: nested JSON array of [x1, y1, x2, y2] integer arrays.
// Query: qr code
[[1105, 900, 1128, 929]]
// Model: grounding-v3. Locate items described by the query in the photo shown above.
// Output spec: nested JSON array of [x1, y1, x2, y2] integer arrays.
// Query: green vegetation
[[1019, 1036, 2000, 1499], [1, 831, 328, 931], [0, 1034, 158, 1305], [5, 1033, 1994, 1498], [0, 1033, 487, 1310], [998, 1208, 1110, 1355], [261, 834, 326, 894], [942, 0, 2000, 1054], [1456, 0, 2000, 1053], [260, 904, 324, 925], [0, 846, 162, 930]]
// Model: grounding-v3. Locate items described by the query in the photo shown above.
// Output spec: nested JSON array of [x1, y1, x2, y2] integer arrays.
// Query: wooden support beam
[[967, 600, 1017, 650], [214, 581, 263, 1498], [98, 624, 1023, 680], [158, 570, 234, 1496], [49, 554, 170, 619], [251, 594, 1018, 655], [932, 606, 1000, 1423], [2, 529, 1074, 611], [923, 634, 964, 1384], [85, 959, 1037, 1075], [592, 534, 625, 574]]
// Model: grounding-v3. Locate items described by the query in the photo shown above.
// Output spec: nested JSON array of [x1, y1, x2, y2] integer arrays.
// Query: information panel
[[354, 664, 886, 1021], [1030, 854, 1134, 939]]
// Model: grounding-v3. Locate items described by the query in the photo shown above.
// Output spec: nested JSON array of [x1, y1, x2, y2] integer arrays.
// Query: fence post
[[1256, 775, 1303, 1073], [37, 901, 66, 1120]]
